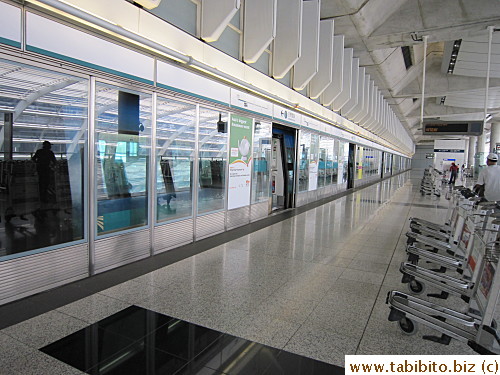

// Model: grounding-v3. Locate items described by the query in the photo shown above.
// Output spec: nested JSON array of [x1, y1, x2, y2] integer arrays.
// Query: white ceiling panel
[[272, 0, 303, 78], [292, 0, 320, 90], [309, 19, 334, 98], [331, 48, 353, 112], [243, 0, 276, 63], [445, 87, 500, 109]]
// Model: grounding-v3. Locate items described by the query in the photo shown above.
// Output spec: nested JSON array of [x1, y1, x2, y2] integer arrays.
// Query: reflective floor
[[40, 305, 341, 374], [0, 171, 482, 374]]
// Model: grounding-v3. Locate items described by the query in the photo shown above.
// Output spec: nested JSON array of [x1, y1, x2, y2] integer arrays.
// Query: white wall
[[412, 144, 434, 171], [433, 139, 466, 172]]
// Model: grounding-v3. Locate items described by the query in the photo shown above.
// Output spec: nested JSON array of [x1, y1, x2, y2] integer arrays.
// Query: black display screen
[[424, 123, 468, 133], [118, 91, 140, 135], [423, 121, 483, 135]]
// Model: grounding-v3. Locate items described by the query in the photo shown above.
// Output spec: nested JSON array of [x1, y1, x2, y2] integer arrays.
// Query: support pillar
[[468, 136, 476, 169], [490, 122, 500, 154], [475, 133, 488, 176], [463, 138, 469, 168], [4, 113, 13, 161]]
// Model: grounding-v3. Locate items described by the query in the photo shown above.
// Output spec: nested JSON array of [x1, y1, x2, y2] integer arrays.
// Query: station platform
[[0, 171, 481, 374]]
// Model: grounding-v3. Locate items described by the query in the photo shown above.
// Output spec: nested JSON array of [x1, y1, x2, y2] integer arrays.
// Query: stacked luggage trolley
[[386, 186, 500, 354], [420, 167, 443, 197]]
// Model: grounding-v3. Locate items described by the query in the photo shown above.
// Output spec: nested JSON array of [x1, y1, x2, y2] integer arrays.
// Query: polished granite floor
[[0, 171, 483, 374]]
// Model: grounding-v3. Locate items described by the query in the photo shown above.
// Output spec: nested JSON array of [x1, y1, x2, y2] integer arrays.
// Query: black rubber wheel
[[398, 317, 418, 335], [407, 279, 425, 295]]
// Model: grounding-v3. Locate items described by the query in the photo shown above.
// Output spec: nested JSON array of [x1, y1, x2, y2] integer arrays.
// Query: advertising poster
[[479, 262, 495, 299], [228, 114, 253, 210], [308, 160, 318, 191]]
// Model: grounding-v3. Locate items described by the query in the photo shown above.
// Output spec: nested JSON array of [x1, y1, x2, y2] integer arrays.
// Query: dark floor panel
[[86, 344, 188, 375], [40, 325, 138, 372], [40, 306, 344, 375]]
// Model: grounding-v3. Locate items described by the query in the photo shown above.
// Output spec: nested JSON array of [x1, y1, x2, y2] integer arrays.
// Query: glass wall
[[355, 146, 364, 180], [198, 108, 228, 214], [308, 133, 319, 191], [318, 136, 336, 188], [0, 59, 88, 257], [318, 136, 327, 188], [384, 153, 392, 176], [338, 141, 349, 184], [298, 131, 311, 192], [156, 97, 196, 223], [252, 121, 272, 204], [95, 83, 151, 235]]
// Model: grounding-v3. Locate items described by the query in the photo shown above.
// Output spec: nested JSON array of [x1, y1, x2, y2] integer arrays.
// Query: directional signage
[[423, 121, 483, 135]]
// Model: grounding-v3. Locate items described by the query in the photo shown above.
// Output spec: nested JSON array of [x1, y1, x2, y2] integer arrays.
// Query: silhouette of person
[[33, 141, 56, 203]]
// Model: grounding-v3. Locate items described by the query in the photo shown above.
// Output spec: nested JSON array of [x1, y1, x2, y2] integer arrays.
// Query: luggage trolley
[[408, 187, 476, 243], [400, 217, 500, 305], [386, 233, 500, 354], [420, 168, 443, 197], [405, 200, 492, 267], [404, 205, 495, 294]]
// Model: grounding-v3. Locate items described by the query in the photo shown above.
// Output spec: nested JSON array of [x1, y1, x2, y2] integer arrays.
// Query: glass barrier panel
[[156, 97, 196, 223], [298, 131, 311, 192], [0, 59, 88, 257], [95, 83, 151, 235], [198, 107, 228, 214], [251, 121, 272, 204]]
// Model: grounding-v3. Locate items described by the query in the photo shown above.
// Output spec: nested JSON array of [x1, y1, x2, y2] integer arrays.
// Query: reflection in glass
[[319, 136, 335, 187], [156, 98, 195, 223], [356, 146, 364, 180], [0, 59, 87, 257], [339, 141, 349, 183], [298, 131, 311, 192], [198, 108, 227, 214], [251, 121, 272, 203], [95, 84, 151, 235]]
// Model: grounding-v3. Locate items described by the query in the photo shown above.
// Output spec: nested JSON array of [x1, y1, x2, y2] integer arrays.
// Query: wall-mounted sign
[[423, 121, 483, 135], [228, 114, 253, 210], [433, 149, 464, 153], [273, 104, 301, 125], [230, 89, 273, 117]]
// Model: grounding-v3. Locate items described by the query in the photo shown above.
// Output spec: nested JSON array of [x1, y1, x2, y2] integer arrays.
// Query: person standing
[[33, 141, 57, 203], [448, 162, 459, 184], [474, 153, 500, 202]]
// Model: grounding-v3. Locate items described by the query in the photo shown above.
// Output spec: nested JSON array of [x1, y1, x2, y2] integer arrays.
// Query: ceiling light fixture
[[447, 39, 461, 74]]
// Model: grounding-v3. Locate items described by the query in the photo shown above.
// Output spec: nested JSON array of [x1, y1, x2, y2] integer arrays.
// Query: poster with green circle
[[228, 114, 253, 209]]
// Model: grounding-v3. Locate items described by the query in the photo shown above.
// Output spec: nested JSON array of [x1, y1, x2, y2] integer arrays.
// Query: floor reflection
[[40, 306, 343, 374]]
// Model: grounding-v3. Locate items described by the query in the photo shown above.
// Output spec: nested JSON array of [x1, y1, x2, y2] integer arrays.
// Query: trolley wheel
[[398, 317, 418, 335], [407, 279, 425, 295]]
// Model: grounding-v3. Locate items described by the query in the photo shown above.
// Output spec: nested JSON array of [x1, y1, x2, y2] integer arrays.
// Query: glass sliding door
[[251, 121, 272, 204], [155, 97, 196, 223], [318, 137, 328, 188], [298, 131, 311, 192], [318, 136, 334, 188], [356, 146, 364, 180], [94, 83, 151, 235], [197, 107, 228, 214], [332, 139, 339, 185], [338, 141, 349, 184], [0, 59, 88, 257]]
